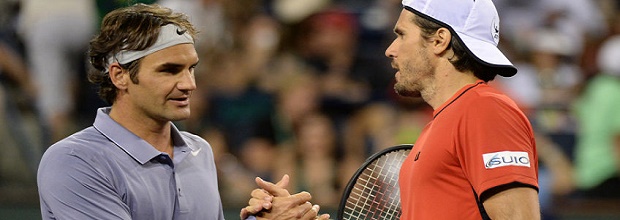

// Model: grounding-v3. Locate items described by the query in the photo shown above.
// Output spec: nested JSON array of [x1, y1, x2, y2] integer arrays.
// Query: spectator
[[18, 0, 97, 142], [572, 35, 620, 199]]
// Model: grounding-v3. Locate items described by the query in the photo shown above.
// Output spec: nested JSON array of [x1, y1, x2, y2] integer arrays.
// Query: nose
[[385, 40, 397, 59], [178, 70, 196, 91]]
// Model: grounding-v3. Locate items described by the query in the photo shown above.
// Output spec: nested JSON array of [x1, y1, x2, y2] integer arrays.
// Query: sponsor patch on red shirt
[[483, 151, 531, 169]]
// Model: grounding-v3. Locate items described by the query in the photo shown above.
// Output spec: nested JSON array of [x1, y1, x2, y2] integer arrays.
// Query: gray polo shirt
[[38, 107, 225, 220]]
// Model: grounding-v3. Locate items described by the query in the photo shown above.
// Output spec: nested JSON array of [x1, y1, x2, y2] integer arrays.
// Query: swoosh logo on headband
[[176, 28, 186, 35]]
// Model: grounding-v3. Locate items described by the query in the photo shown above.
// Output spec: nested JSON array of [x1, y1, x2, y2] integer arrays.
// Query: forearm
[[482, 186, 541, 220], [0, 43, 31, 87]]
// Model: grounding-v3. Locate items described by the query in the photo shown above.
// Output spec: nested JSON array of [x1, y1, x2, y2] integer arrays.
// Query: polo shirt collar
[[92, 107, 192, 165]]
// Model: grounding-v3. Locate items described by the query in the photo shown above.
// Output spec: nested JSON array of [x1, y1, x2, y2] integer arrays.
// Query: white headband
[[106, 24, 193, 70]]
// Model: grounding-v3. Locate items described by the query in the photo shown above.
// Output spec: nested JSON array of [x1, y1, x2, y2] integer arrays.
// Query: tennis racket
[[337, 144, 413, 220]]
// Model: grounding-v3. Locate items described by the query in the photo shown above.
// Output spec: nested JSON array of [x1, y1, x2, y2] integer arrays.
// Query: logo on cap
[[176, 28, 186, 35], [491, 17, 500, 44]]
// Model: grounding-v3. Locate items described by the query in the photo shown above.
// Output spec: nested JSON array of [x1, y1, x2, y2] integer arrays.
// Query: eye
[[395, 29, 405, 39], [162, 68, 180, 74], [157, 64, 184, 74], [189, 62, 199, 74]]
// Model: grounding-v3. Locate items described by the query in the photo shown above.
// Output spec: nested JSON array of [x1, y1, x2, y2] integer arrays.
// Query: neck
[[425, 62, 479, 109], [109, 103, 174, 156]]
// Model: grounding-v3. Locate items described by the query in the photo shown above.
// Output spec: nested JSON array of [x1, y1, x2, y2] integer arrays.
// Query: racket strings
[[370, 156, 395, 219], [379, 156, 403, 219], [342, 149, 410, 220]]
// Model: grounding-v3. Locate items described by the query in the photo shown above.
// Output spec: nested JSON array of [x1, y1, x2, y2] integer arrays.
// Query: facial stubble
[[393, 47, 435, 99]]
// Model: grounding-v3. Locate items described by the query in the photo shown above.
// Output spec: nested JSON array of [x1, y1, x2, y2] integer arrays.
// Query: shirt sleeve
[[38, 146, 131, 220], [457, 95, 539, 196]]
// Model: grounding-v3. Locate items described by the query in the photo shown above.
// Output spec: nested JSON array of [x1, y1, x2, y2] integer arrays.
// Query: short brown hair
[[88, 3, 197, 104], [411, 14, 496, 82]]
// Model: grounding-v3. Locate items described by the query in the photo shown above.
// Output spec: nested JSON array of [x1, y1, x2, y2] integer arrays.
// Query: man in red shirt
[[388, 0, 539, 219], [242, 0, 540, 219]]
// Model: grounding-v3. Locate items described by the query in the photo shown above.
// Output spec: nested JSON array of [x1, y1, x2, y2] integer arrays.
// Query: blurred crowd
[[2, 0, 620, 218]]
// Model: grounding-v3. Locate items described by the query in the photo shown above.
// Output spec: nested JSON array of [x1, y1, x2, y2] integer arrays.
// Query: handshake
[[239, 175, 331, 220]]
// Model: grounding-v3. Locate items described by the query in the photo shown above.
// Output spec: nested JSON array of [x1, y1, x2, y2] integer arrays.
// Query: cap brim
[[457, 32, 517, 77]]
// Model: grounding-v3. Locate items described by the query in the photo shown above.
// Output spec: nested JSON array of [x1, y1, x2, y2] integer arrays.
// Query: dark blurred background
[[2, 0, 620, 219]]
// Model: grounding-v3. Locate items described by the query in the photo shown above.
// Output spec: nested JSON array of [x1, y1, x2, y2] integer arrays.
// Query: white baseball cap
[[402, 0, 517, 77]]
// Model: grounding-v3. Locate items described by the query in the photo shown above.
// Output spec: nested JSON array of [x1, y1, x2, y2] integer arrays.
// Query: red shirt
[[399, 81, 538, 220]]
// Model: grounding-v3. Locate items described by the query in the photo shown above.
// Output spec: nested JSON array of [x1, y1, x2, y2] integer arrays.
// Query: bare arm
[[536, 133, 574, 195], [0, 42, 35, 97], [482, 186, 540, 220]]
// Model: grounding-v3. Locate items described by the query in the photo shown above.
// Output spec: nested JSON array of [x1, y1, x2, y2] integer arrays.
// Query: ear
[[109, 63, 129, 90], [432, 27, 452, 55]]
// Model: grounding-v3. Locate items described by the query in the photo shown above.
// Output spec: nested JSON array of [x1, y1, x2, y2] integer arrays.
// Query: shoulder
[[471, 83, 514, 100], [38, 127, 116, 191], [40, 126, 116, 170], [44, 127, 107, 157], [436, 83, 525, 123], [588, 75, 620, 92], [457, 85, 533, 132], [465, 84, 523, 113]]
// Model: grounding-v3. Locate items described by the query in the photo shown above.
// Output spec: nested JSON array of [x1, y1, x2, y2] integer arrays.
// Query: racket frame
[[337, 144, 414, 220]]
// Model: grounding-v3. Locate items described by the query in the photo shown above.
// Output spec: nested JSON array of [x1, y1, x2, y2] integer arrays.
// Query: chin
[[396, 90, 421, 98], [168, 110, 191, 121], [394, 85, 420, 98]]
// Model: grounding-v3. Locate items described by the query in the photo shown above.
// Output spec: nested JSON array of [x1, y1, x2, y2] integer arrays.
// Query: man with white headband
[[243, 0, 540, 219], [37, 3, 324, 220]]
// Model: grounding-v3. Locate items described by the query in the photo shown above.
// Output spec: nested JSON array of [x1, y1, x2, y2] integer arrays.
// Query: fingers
[[250, 188, 273, 209], [256, 176, 291, 197], [299, 204, 330, 220], [240, 204, 261, 219], [289, 191, 312, 206], [317, 214, 331, 220], [295, 202, 314, 219], [298, 204, 319, 220], [250, 188, 272, 199], [269, 192, 313, 219], [243, 175, 323, 220], [239, 207, 250, 220], [275, 174, 290, 188], [242, 188, 275, 219], [250, 194, 328, 220], [245, 198, 270, 213]]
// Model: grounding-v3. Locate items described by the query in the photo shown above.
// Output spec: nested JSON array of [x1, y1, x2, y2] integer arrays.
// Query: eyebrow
[[155, 63, 182, 73], [156, 61, 199, 70], [393, 27, 404, 35], [158, 63, 184, 69]]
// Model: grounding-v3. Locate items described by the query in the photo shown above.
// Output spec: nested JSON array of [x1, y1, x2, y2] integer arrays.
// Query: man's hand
[[240, 175, 330, 220], [241, 175, 290, 219]]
